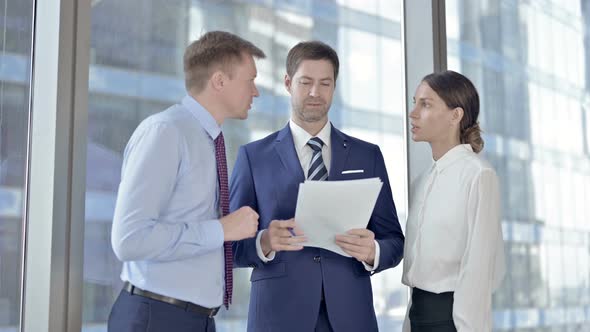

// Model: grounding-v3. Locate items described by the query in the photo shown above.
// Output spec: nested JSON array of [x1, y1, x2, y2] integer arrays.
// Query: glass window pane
[[0, 0, 34, 330], [447, 0, 590, 330], [84, 0, 405, 330]]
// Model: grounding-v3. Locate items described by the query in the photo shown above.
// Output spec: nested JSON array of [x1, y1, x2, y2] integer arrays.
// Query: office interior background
[[0, 0, 588, 331]]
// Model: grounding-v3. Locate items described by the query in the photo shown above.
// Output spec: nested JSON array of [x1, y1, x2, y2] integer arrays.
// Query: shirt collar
[[433, 144, 473, 172], [289, 119, 331, 151], [182, 95, 221, 140]]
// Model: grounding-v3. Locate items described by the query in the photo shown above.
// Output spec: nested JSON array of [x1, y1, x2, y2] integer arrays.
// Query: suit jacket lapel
[[274, 124, 305, 183], [329, 125, 350, 181]]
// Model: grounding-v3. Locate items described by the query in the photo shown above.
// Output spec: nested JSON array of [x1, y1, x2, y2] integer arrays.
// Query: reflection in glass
[[84, 0, 405, 330], [447, 0, 590, 329], [0, 0, 34, 330]]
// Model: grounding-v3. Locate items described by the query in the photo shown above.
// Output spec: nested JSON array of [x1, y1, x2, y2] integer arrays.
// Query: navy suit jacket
[[229, 123, 404, 332]]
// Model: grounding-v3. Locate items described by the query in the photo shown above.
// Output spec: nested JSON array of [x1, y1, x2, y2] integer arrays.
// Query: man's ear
[[452, 107, 464, 125], [210, 71, 225, 91], [284, 74, 292, 93]]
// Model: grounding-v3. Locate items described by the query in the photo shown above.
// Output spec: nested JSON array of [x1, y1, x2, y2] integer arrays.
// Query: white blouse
[[402, 144, 506, 332]]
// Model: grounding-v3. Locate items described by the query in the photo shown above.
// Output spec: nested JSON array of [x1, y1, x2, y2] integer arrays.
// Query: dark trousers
[[409, 288, 457, 332], [108, 289, 216, 332]]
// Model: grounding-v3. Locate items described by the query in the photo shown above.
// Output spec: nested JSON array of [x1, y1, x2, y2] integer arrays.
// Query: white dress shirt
[[255, 120, 380, 271], [402, 144, 505, 331]]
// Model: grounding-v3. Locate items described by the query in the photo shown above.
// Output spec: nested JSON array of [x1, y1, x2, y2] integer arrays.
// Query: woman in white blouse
[[402, 70, 505, 331]]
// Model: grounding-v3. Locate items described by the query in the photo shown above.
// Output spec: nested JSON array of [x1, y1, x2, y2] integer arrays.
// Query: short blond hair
[[184, 31, 266, 92]]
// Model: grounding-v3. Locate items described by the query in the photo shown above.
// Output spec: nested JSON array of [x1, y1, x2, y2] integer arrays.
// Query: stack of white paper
[[294, 177, 383, 257]]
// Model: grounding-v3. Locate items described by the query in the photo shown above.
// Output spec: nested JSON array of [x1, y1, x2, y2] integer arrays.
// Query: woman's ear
[[452, 107, 464, 126]]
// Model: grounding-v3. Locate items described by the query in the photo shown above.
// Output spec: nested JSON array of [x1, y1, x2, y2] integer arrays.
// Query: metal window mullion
[[403, 0, 447, 185], [432, 0, 447, 72], [401, 0, 448, 313], [67, 0, 91, 330], [23, 0, 90, 331]]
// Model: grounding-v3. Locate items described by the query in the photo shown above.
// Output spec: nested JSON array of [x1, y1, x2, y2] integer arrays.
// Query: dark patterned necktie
[[307, 137, 328, 181], [214, 132, 232, 309]]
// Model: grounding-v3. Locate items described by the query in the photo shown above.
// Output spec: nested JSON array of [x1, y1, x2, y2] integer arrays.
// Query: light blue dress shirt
[[111, 95, 225, 308]]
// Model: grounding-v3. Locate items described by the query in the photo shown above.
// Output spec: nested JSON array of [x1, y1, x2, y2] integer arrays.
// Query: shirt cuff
[[208, 219, 225, 249], [362, 240, 380, 271], [256, 230, 276, 262]]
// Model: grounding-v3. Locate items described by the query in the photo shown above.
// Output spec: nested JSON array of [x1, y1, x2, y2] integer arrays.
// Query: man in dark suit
[[229, 41, 404, 332]]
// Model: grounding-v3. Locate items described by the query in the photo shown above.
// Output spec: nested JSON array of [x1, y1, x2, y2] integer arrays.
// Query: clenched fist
[[220, 206, 259, 241]]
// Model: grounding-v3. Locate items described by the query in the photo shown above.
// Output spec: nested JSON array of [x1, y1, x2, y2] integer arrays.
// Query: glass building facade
[[0, 0, 33, 329], [0, 0, 589, 331], [447, 0, 590, 330], [83, 0, 406, 330]]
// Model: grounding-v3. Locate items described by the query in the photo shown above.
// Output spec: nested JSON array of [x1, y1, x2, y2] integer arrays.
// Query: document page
[[294, 178, 383, 257]]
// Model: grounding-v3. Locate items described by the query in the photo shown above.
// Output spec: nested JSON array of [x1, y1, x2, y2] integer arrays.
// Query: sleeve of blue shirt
[[111, 122, 224, 262]]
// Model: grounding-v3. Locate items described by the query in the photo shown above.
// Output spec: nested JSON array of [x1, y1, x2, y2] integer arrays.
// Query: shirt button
[[313, 256, 321, 263]]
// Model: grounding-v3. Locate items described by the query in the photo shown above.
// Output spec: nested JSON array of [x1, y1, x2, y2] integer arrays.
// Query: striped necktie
[[214, 132, 233, 309], [307, 137, 328, 181]]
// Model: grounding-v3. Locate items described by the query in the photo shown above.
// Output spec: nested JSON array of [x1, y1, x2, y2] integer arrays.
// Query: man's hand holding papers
[[335, 228, 376, 265], [260, 218, 307, 256], [294, 178, 383, 258]]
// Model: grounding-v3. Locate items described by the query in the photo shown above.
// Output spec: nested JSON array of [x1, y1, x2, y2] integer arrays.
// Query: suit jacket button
[[313, 256, 321, 263]]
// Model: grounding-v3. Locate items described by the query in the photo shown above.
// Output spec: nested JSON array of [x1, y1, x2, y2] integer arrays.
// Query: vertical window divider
[[23, 0, 91, 331]]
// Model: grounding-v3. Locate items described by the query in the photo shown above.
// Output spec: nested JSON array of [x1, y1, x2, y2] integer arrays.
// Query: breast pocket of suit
[[339, 169, 368, 180], [250, 262, 287, 282]]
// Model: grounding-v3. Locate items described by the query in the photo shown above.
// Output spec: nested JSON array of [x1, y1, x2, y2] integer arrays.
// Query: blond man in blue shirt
[[108, 31, 265, 332]]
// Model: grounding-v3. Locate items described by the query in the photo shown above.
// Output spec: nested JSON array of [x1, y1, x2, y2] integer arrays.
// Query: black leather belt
[[123, 282, 220, 318]]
